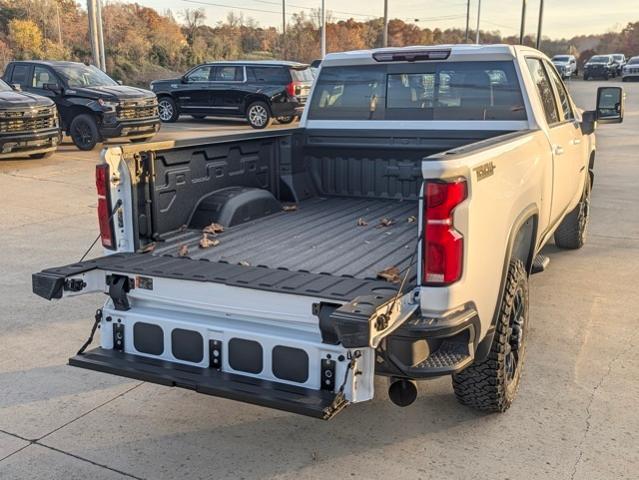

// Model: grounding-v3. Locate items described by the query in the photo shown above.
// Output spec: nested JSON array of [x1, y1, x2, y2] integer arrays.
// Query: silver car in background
[[622, 56, 639, 82], [551, 54, 578, 79]]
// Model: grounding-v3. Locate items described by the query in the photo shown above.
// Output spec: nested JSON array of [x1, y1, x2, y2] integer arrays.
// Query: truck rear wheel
[[554, 179, 591, 250], [246, 101, 272, 129], [452, 259, 529, 413], [70, 114, 99, 151]]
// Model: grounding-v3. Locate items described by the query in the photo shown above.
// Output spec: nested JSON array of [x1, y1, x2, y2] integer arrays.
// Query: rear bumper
[[100, 117, 161, 139], [70, 347, 348, 419], [376, 303, 480, 378], [270, 101, 305, 117], [0, 128, 61, 158]]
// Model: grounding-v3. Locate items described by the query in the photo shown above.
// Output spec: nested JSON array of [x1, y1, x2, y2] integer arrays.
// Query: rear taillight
[[422, 179, 467, 285], [286, 81, 301, 97], [96, 164, 115, 249]]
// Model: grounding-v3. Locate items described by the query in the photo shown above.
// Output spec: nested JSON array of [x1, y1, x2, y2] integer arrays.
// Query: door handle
[[554, 145, 565, 156], [571, 138, 582, 145]]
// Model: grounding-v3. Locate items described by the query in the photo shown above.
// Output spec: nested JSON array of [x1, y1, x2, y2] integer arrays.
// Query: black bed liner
[[155, 196, 418, 280]]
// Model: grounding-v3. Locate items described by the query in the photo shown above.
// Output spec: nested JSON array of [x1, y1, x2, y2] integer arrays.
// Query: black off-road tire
[[69, 114, 99, 151], [246, 101, 272, 129], [452, 259, 529, 413], [554, 179, 591, 250], [158, 96, 179, 123]]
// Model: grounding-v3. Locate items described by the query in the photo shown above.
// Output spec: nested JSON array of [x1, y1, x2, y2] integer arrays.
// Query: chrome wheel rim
[[248, 105, 268, 127], [158, 100, 173, 121]]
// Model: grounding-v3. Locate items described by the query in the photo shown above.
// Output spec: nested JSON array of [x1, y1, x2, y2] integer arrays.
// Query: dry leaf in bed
[[140, 242, 156, 253], [203, 222, 224, 235], [178, 244, 189, 257], [178, 224, 188, 232], [238, 260, 250, 266], [282, 204, 298, 212], [357, 217, 368, 226], [377, 217, 395, 228], [407, 215, 417, 223], [199, 234, 220, 249], [377, 266, 401, 283]]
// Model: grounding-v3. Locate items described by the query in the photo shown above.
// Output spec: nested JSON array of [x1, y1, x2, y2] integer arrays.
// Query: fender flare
[[474, 204, 539, 362]]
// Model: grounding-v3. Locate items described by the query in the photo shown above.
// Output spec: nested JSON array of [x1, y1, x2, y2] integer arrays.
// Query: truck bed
[[153, 196, 418, 281]]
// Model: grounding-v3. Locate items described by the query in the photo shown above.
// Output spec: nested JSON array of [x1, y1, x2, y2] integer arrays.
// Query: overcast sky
[[140, 0, 633, 39]]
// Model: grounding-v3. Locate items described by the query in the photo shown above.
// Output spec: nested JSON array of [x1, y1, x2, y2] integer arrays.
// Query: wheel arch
[[242, 94, 271, 114], [588, 149, 596, 188], [474, 204, 539, 362], [61, 104, 99, 133]]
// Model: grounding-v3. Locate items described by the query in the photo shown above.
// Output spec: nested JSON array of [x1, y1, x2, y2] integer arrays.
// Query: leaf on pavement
[[357, 217, 368, 226], [377, 266, 400, 283]]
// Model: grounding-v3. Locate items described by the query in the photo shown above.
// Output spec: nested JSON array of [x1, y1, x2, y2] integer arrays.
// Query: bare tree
[[180, 8, 206, 46]]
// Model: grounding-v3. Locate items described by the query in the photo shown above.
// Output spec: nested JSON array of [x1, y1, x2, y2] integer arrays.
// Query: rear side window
[[290, 68, 313, 82], [11, 64, 30, 86], [525, 58, 559, 125], [308, 61, 526, 121], [247, 67, 290, 83], [213, 66, 243, 82]]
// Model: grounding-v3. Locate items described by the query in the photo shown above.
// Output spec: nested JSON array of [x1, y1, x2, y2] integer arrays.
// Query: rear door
[[525, 57, 581, 223], [209, 65, 245, 114]]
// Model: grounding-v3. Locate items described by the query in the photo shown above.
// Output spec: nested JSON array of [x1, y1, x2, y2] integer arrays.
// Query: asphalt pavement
[[0, 80, 637, 479]]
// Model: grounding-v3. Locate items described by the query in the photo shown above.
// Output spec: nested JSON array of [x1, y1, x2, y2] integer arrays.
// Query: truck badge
[[474, 162, 496, 181]]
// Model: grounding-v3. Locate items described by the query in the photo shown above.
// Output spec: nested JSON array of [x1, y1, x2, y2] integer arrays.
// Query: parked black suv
[[583, 55, 617, 80], [150, 61, 313, 129], [3, 61, 160, 150], [0, 79, 60, 159]]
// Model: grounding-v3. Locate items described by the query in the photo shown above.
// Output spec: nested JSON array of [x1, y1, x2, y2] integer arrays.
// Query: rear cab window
[[308, 61, 527, 121]]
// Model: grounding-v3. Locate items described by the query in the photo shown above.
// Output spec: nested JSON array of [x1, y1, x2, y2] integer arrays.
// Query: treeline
[[1, 0, 639, 86]]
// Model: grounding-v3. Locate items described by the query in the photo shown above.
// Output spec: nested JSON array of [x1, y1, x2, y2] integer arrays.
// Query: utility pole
[[320, 0, 326, 58], [282, 0, 286, 60], [382, 0, 388, 47], [96, 0, 106, 71], [475, 0, 481, 44], [56, 3, 63, 46], [519, 0, 526, 44], [464, 0, 470, 43], [536, 0, 544, 50], [87, 0, 100, 68]]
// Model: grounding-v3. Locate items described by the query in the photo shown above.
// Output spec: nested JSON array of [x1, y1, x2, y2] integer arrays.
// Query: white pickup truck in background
[[33, 45, 624, 419]]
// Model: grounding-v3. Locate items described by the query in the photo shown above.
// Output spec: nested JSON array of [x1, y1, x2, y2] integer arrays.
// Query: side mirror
[[596, 86, 624, 124], [11, 83, 21, 91], [43, 83, 62, 94], [117, 80, 123, 85], [181, 75, 190, 84]]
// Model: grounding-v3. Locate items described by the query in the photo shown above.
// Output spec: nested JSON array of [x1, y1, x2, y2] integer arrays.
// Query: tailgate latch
[[107, 274, 133, 311]]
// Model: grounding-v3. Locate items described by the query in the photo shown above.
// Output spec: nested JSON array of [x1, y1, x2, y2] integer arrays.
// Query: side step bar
[[70, 348, 349, 420]]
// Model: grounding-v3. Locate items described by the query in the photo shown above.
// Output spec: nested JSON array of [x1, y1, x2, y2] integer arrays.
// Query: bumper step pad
[[531, 254, 550, 274], [70, 348, 348, 420], [408, 341, 473, 375]]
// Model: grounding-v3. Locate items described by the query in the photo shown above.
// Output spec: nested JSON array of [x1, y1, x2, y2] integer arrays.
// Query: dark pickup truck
[[3, 61, 160, 151], [0, 79, 60, 159]]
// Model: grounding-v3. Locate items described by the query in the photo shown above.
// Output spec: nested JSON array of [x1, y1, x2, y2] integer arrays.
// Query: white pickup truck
[[33, 45, 624, 419]]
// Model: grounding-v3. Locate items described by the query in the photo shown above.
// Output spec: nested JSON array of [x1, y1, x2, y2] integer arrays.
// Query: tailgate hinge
[[106, 274, 133, 311]]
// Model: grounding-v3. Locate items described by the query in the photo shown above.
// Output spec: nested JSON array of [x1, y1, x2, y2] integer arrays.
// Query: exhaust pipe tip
[[388, 377, 418, 407]]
